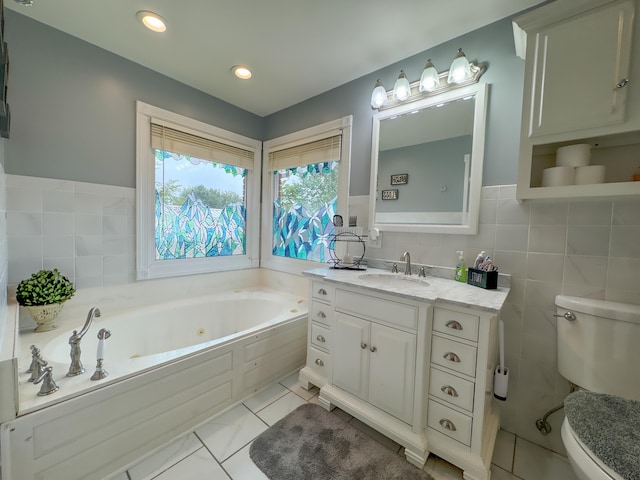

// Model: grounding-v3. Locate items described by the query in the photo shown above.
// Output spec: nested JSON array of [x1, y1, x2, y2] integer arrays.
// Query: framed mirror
[[369, 82, 488, 235]]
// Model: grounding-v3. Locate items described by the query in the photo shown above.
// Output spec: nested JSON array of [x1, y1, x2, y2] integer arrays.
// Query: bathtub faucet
[[67, 307, 101, 377]]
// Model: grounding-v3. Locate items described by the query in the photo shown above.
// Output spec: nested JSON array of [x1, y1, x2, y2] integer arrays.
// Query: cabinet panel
[[310, 301, 333, 327], [427, 399, 473, 446], [368, 323, 416, 424], [311, 322, 331, 351], [333, 313, 369, 400], [429, 367, 475, 413], [431, 335, 477, 377], [307, 346, 331, 380], [312, 281, 335, 303], [433, 308, 479, 342], [335, 289, 418, 331], [528, 1, 634, 137]]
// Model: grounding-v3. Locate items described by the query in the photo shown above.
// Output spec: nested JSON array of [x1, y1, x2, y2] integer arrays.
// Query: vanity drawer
[[428, 399, 472, 446], [310, 301, 334, 327], [311, 322, 331, 351], [433, 308, 479, 342], [429, 367, 475, 412], [307, 346, 331, 379], [312, 282, 335, 303], [431, 335, 477, 377], [335, 289, 418, 331]]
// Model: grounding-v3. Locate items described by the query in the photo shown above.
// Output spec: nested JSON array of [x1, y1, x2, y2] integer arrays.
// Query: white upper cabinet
[[526, 1, 634, 138]]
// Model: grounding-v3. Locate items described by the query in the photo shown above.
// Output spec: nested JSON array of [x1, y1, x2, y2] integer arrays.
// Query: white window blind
[[151, 121, 254, 170], [268, 134, 341, 171]]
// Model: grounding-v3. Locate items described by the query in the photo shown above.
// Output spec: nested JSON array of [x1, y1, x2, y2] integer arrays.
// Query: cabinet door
[[528, 0, 634, 137], [333, 313, 369, 400], [368, 323, 416, 424]]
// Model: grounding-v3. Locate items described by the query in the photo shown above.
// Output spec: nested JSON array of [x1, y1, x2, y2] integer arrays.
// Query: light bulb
[[393, 70, 411, 101], [370, 79, 388, 109], [137, 11, 167, 33], [447, 48, 471, 84], [419, 59, 440, 93]]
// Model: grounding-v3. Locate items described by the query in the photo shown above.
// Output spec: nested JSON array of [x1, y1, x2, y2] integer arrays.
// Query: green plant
[[16, 269, 76, 306]]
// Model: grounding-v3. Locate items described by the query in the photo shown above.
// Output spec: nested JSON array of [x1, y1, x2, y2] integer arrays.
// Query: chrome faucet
[[401, 251, 412, 276], [67, 307, 101, 377]]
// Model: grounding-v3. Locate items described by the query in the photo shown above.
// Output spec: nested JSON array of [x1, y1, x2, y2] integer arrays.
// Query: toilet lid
[[565, 391, 640, 480]]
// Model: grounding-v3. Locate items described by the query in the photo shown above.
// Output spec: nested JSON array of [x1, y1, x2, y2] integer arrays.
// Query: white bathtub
[[1, 274, 308, 480]]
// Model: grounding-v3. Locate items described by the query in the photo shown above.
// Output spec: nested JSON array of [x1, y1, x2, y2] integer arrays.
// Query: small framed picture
[[381, 189, 399, 200], [390, 173, 408, 185]]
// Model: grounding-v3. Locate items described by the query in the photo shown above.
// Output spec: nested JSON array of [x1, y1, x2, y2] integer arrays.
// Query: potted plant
[[16, 269, 76, 332]]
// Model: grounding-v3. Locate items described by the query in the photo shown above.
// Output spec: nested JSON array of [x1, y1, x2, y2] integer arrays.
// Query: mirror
[[369, 82, 488, 235]]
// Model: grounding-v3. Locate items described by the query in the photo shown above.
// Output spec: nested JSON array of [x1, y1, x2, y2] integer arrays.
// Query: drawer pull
[[445, 320, 463, 331], [441, 385, 459, 397], [443, 352, 461, 363], [317, 288, 327, 296], [315, 358, 325, 367], [439, 418, 457, 431], [370, 346, 377, 353], [316, 334, 326, 343], [317, 311, 327, 319], [361, 343, 368, 349]]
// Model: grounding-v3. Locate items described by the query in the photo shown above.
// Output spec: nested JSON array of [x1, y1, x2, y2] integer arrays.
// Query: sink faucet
[[401, 251, 412, 276], [67, 307, 101, 377]]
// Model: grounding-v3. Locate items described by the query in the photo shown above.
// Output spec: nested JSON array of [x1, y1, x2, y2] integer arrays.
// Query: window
[[137, 102, 261, 280], [262, 116, 352, 273]]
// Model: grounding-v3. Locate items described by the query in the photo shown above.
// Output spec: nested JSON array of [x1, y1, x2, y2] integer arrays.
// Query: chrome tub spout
[[67, 307, 101, 377]]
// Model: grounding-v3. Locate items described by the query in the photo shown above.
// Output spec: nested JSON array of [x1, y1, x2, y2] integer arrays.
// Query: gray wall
[[4, 10, 264, 188], [265, 17, 525, 195]]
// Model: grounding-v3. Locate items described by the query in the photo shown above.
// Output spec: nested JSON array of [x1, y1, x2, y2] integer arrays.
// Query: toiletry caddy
[[299, 267, 509, 480]]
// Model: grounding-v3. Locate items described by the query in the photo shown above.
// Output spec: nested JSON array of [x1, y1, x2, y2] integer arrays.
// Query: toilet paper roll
[[556, 144, 590, 167], [574, 165, 605, 185], [542, 166, 574, 187]]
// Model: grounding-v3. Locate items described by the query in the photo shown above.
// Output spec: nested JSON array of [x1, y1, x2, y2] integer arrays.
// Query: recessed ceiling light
[[136, 11, 167, 33], [232, 65, 252, 80]]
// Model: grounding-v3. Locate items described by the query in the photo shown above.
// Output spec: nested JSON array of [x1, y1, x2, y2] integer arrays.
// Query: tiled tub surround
[[0, 269, 308, 480]]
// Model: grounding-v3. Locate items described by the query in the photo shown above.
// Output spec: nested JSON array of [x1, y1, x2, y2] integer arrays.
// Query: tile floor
[[106, 372, 578, 480]]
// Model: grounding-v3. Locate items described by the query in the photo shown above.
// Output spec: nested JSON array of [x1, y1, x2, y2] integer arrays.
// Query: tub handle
[[445, 320, 463, 330], [317, 311, 327, 319], [361, 343, 367, 349], [317, 288, 327, 296], [439, 418, 457, 431], [316, 334, 326, 343], [315, 358, 325, 367], [443, 352, 461, 363], [441, 385, 459, 397]]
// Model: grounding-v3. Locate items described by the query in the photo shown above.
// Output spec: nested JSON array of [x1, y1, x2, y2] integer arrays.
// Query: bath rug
[[249, 403, 432, 480]]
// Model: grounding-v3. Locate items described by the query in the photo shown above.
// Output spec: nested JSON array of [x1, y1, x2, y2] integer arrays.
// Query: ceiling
[[6, 0, 545, 117]]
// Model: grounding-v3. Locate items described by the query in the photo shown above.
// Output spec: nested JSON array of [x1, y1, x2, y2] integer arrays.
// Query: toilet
[[555, 295, 640, 480]]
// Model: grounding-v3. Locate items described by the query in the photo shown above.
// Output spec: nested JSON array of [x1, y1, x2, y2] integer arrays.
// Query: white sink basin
[[358, 273, 429, 287]]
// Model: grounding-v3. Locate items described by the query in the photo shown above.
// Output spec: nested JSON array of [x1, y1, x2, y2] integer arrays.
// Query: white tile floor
[[106, 372, 577, 480]]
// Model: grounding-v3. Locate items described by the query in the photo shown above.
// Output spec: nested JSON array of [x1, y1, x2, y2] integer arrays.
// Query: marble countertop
[[303, 267, 510, 313]]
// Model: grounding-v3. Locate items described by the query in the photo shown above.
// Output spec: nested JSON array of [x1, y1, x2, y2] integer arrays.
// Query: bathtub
[[1, 273, 308, 480]]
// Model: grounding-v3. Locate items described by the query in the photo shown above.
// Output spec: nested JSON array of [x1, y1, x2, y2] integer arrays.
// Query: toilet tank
[[556, 295, 640, 401]]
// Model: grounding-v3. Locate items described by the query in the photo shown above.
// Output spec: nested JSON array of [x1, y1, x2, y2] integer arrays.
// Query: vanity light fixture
[[392, 70, 411, 101], [447, 48, 472, 84], [370, 79, 388, 109], [231, 65, 252, 80], [418, 59, 440, 93], [137, 11, 167, 33]]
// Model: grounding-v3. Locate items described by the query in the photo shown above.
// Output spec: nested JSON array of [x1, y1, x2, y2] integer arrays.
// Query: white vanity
[[299, 267, 509, 480]]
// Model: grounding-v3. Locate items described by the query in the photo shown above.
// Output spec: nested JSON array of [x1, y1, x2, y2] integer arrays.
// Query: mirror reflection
[[369, 83, 487, 235]]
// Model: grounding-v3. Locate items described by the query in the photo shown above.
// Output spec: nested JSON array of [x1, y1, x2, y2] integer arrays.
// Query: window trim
[[261, 115, 352, 275], [136, 101, 261, 280]]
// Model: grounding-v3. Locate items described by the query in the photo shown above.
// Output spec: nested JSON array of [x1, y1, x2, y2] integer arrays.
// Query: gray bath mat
[[249, 403, 432, 480]]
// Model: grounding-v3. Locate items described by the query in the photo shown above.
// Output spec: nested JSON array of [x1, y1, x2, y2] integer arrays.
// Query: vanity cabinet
[[299, 272, 502, 480], [514, 0, 640, 201]]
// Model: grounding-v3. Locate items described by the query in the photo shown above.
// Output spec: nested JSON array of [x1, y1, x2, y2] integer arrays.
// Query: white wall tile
[[568, 201, 612, 225], [75, 214, 102, 235], [43, 190, 74, 213], [495, 225, 529, 252], [563, 255, 608, 288], [7, 186, 42, 212], [8, 212, 42, 235], [530, 203, 568, 226], [612, 199, 640, 225], [566, 226, 610, 256], [610, 225, 640, 258], [43, 213, 74, 235], [497, 198, 530, 225], [74, 192, 102, 215], [43, 235, 74, 258], [528, 225, 566, 254]]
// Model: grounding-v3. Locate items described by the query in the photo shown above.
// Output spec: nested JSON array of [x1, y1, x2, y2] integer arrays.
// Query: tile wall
[[5, 175, 640, 455], [367, 184, 640, 453], [6, 175, 135, 290]]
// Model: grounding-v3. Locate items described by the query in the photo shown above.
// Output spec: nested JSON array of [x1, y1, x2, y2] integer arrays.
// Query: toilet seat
[[561, 418, 622, 480]]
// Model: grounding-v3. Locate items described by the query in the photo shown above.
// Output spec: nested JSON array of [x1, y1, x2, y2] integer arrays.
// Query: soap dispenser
[[455, 251, 467, 283]]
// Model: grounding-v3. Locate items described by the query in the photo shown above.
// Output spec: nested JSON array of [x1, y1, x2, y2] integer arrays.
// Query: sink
[[358, 273, 429, 287]]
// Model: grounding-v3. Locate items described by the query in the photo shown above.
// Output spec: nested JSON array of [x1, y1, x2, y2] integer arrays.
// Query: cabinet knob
[[441, 385, 459, 397], [317, 311, 327, 319], [616, 78, 630, 89], [361, 343, 368, 349], [443, 352, 461, 363], [318, 288, 327, 296], [439, 418, 457, 431], [370, 346, 377, 353], [445, 320, 463, 331], [316, 334, 326, 343], [315, 358, 325, 367]]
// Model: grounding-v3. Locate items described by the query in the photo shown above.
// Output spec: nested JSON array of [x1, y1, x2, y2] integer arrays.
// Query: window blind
[[268, 134, 341, 171], [151, 122, 254, 170]]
